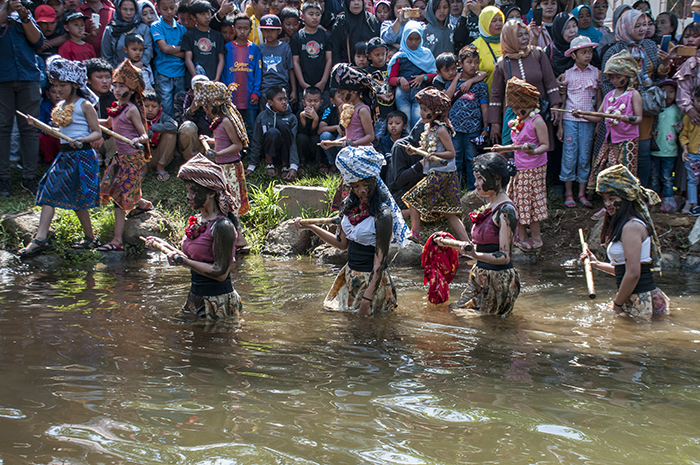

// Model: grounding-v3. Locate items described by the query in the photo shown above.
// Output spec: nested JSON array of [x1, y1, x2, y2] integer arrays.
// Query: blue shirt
[[0, 14, 44, 82], [151, 18, 186, 78], [450, 80, 488, 134]]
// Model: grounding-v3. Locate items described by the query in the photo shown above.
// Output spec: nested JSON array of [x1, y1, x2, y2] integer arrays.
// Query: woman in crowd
[[572, 4, 602, 43], [453, 0, 484, 52], [546, 11, 578, 77], [102, 0, 154, 68], [331, 0, 380, 64], [423, 0, 454, 57], [380, 0, 411, 46], [471, 5, 504, 91], [592, 0, 610, 36]]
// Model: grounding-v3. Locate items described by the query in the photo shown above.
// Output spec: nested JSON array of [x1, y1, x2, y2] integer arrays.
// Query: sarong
[[180, 289, 243, 324], [324, 264, 397, 313], [37, 149, 100, 210], [221, 160, 250, 216], [402, 170, 462, 222], [619, 287, 670, 320], [508, 164, 548, 225], [449, 264, 521, 316], [100, 152, 147, 210], [588, 139, 638, 191]]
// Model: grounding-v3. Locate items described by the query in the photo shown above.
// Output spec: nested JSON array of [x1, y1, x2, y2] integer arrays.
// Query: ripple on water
[[372, 394, 488, 423], [0, 407, 26, 419]]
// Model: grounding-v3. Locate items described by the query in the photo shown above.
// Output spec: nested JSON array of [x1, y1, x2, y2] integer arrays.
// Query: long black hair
[[339, 177, 387, 217], [601, 198, 652, 245]]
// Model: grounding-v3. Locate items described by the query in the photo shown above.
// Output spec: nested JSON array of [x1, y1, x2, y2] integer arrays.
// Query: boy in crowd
[[151, 0, 187, 116], [248, 0, 271, 45], [35, 5, 61, 58], [177, 1, 196, 30], [124, 33, 154, 89], [431, 52, 458, 92], [219, 16, 234, 42], [378, 110, 407, 168], [58, 10, 96, 61], [291, 2, 331, 102], [259, 14, 296, 106], [246, 86, 299, 180], [365, 37, 394, 143], [296, 86, 323, 173], [224, 13, 261, 142], [182, 0, 225, 84], [85, 58, 117, 166], [318, 88, 343, 172], [44, 0, 69, 51], [143, 89, 178, 180]]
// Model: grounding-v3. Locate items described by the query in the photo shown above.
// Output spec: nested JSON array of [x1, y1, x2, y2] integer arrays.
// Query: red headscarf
[[421, 231, 460, 304]]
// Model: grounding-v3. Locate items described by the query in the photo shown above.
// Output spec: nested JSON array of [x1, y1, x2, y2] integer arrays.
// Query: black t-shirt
[[365, 63, 394, 120], [290, 28, 331, 88], [181, 28, 225, 85]]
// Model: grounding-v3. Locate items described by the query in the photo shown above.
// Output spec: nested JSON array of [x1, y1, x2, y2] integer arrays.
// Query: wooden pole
[[140, 236, 184, 265], [396, 143, 448, 166], [199, 135, 216, 159], [484, 144, 534, 153], [100, 125, 144, 150], [579, 228, 596, 299], [16, 111, 83, 149], [552, 108, 625, 120], [434, 236, 473, 252], [299, 216, 341, 226]]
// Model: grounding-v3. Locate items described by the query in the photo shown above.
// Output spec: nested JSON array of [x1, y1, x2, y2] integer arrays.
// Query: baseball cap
[[34, 5, 57, 23], [259, 14, 282, 29], [367, 37, 387, 53], [65, 10, 89, 23]]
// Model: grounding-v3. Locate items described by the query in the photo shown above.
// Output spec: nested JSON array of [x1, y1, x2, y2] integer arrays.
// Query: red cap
[[35, 5, 57, 23]]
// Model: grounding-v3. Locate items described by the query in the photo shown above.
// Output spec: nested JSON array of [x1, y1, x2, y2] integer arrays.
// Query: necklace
[[209, 116, 222, 130], [339, 103, 355, 129], [51, 101, 75, 127], [420, 122, 446, 154], [508, 109, 539, 135]]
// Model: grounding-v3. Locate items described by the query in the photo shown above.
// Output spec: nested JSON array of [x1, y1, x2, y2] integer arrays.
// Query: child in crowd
[[365, 37, 394, 143], [581, 50, 642, 192], [652, 80, 682, 212], [124, 33, 154, 89], [85, 58, 116, 165], [402, 88, 468, 243], [271, 0, 286, 16], [225, 13, 262, 142], [560, 36, 600, 208], [183, 0, 225, 84], [20, 57, 102, 257], [194, 80, 251, 247], [291, 2, 331, 101], [151, 0, 187, 117], [503, 77, 549, 250], [59, 11, 97, 61], [318, 88, 344, 171], [375, 0, 391, 23], [431, 51, 457, 92], [423, 0, 453, 57], [296, 86, 324, 173], [248, 0, 271, 45], [98, 60, 154, 252], [260, 14, 296, 105], [177, 1, 195, 30], [143, 89, 178, 180], [219, 17, 235, 42], [378, 110, 408, 179], [35, 5, 61, 59], [279, 7, 301, 44], [140, 0, 158, 25], [38, 84, 62, 163], [680, 87, 700, 216], [354, 41, 369, 68], [246, 86, 300, 180]]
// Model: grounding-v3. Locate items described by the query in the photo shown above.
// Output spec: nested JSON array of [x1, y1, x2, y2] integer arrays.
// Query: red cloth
[[39, 132, 60, 163], [421, 231, 460, 304], [58, 40, 97, 62]]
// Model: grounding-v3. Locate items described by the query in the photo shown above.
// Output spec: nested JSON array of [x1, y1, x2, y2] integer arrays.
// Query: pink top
[[182, 217, 236, 264], [345, 103, 370, 143], [512, 114, 547, 170], [113, 104, 141, 155], [604, 89, 638, 144], [563, 64, 599, 122], [214, 122, 240, 164], [472, 202, 516, 245]]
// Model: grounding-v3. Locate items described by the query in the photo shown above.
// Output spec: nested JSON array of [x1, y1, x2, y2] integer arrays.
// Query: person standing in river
[[295, 147, 409, 316]]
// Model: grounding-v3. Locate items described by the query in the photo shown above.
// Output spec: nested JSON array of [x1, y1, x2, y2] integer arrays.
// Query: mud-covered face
[[602, 192, 623, 216], [186, 182, 214, 210], [349, 178, 377, 202], [474, 169, 499, 194]]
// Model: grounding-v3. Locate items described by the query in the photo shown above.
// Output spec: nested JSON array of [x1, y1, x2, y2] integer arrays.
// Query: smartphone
[[405, 8, 420, 18], [660, 35, 672, 53], [678, 46, 698, 57], [533, 8, 543, 26], [91, 12, 100, 29]]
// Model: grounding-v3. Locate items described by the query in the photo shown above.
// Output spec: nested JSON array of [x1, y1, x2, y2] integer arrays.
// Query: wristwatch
[[21, 16, 30, 23]]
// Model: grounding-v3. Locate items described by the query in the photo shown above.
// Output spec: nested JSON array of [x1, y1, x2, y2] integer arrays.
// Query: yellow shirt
[[680, 115, 700, 154], [248, 14, 262, 45], [473, 37, 502, 93]]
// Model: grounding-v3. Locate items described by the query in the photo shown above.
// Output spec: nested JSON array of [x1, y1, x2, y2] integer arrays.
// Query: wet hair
[[303, 86, 321, 97], [340, 177, 387, 218], [435, 52, 457, 70], [301, 1, 321, 13], [124, 32, 144, 47], [188, 0, 212, 15], [85, 58, 113, 79], [387, 110, 407, 124], [657, 12, 678, 38], [233, 12, 252, 27], [602, 198, 651, 245], [472, 152, 517, 192], [143, 88, 161, 104], [266, 85, 286, 101], [458, 44, 479, 62], [354, 41, 368, 55]]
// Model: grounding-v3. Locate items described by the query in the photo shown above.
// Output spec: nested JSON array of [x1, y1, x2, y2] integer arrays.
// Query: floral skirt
[[588, 139, 638, 191], [100, 152, 146, 211], [179, 289, 243, 325], [221, 161, 250, 216], [619, 287, 670, 320], [402, 170, 462, 222], [324, 264, 397, 313], [37, 149, 100, 211], [449, 264, 521, 316], [508, 164, 548, 225]]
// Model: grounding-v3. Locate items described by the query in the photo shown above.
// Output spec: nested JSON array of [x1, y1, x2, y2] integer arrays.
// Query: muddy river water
[[0, 255, 699, 464]]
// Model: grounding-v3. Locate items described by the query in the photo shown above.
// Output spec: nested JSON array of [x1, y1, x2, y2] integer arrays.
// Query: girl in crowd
[[592, 0, 610, 36], [402, 88, 469, 243], [572, 4, 602, 43], [194, 80, 251, 250], [546, 12, 578, 77], [449, 152, 520, 316], [98, 60, 154, 252], [423, 0, 453, 57], [139, 0, 158, 26], [20, 57, 103, 257], [581, 164, 669, 320], [471, 6, 503, 92], [501, 77, 550, 250], [295, 147, 409, 316], [673, 22, 700, 121], [146, 154, 243, 326], [387, 21, 437, 129], [669, 21, 698, 77]]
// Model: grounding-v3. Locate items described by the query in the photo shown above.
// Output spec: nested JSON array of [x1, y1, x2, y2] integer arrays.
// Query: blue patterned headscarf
[[573, 5, 603, 42], [387, 21, 438, 78], [336, 146, 409, 247]]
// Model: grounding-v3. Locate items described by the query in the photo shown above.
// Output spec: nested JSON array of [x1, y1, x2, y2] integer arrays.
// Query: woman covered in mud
[[580, 164, 670, 320], [449, 152, 521, 316], [145, 154, 242, 325], [295, 147, 409, 316]]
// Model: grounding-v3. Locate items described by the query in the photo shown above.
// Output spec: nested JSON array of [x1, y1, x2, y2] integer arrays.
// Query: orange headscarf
[[500, 20, 533, 60]]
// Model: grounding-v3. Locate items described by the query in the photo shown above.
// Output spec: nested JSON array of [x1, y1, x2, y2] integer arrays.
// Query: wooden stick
[[396, 143, 448, 166], [317, 139, 346, 147], [16, 110, 83, 149], [579, 228, 596, 299], [299, 216, 341, 226], [199, 135, 216, 159], [551, 108, 625, 120], [140, 236, 183, 265], [434, 236, 473, 252], [100, 125, 144, 150], [484, 144, 535, 153]]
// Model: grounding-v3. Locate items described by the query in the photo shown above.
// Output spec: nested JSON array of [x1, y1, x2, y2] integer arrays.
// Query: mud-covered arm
[[182, 217, 235, 282], [295, 218, 349, 251], [358, 206, 392, 315]]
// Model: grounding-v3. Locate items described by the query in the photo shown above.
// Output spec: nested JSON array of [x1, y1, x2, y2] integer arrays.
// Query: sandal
[[156, 171, 170, 182], [96, 242, 124, 252], [564, 195, 576, 208], [18, 237, 51, 257], [266, 164, 278, 176], [515, 240, 533, 251], [126, 204, 153, 219], [71, 236, 100, 250], [408, 231, 421, 244], [578, 195, 592, 208]]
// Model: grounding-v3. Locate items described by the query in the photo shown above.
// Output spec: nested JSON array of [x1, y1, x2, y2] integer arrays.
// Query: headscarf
[[478, 6, 505, 44], [415, 87, 454, 135], [505, 76, 540, 110], [548, 12, 577, 76], [331, 63, 378, 122], [178, 153, 238, 215], [332, 0, 380, 62], [502, 5, 523, 22], [573, 5, 603, 42], [335, 146, 409, 246], [387, 21, 438, 77], [193, 81, 249, 149], [138, 0, 159, 23], [109, 0, 141, 38], [615, 9, 644, 44], [113, 58, 151, 161], [421, 231, 459, 304], [500, 18, 532, 59], [603, 49, 640, 87], [45, 55, 98, 106], [596, 164, 661, 268]]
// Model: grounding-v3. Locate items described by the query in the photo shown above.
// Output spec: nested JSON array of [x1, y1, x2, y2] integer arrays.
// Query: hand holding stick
[[199, 135, 216, 159], [579, 228, 596, 299], [318, 138, 347, 148], [298, 216, 341, 226], [16, 111, 83, 149], [140, 236, 184, 265], [396, 142, 448, 166], [484, 143, 535, 153], [434, 236, 473, 252], [552, 108, 625, 120], [100, 125, 144, 150]]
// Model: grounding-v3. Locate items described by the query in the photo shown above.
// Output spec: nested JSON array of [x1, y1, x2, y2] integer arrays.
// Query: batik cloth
[[37, 149, 100, 210], [179, 289, 243, 325], [324, 264, 397, 313], [421, 231, 460, 304], [507, 164, 548, 225], [193, 80, 249, 148], [402, 170, 462, 222], [505, 76, 540, 110], [449, 264, 521, 316], [221, 161, 250, 216], [619, 287, 670, 320], [587, 139, 638, 191], [100, 151, 146, 210]]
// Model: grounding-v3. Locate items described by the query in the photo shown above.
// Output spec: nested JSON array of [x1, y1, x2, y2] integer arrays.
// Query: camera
[[20, 0, 33, 10]]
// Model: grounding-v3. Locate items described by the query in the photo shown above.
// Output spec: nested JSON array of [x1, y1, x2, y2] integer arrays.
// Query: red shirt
[[80, 0, 115, 57], [58, 39, 97, 62]]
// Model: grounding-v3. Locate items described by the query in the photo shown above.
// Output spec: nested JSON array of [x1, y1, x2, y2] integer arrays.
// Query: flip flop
[[564, 195, 576, 208], [71, 236, 100, 250], [236, 245, 251, 255], [126, 205, 153, 219], [96, 242, 124, 252], [156, 171, 170, 182], [515, 241, 533, 251], [266, 164, 278, 176], [578, 196, 592, 208]]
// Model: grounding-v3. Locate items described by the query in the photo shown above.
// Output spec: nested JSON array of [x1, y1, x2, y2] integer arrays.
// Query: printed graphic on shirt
[[302, 40, 322, 58], [197, 37, 214, 52], [263, 55, 282, 72], [231, 56, 256, 73]]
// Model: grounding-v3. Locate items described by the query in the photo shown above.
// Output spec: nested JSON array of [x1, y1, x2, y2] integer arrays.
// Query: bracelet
[[613, 300, 623, 308], [362, 295, 372, 302]]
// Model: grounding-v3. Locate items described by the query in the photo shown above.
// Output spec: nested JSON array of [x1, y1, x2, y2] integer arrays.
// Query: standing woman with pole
[[580, 165, 670, 320]]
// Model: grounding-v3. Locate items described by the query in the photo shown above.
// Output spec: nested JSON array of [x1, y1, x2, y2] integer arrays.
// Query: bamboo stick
[[199, 135, 216, 159], [140, 236, 184, 265], [100, 125, 144, 150], [317, 139, 346, 147], [552, 108, 625, 120], [484, 144, 535, 153], [396, 143, 448, 166], [17, 110, 83, 149], [434, 236, 473, 252], [299, 216, 341, 226], [579, 228, 596, 299]]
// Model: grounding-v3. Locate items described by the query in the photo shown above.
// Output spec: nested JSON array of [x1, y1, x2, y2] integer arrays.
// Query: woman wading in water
[[580, 164, 670, 320]]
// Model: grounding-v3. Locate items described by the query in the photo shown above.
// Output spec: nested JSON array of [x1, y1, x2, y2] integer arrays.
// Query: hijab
[[502, 5, 523, 22], [333, 0, 381, 60], [550, 12, 577, 76], [387, 21, 438, 76], [500, 18, 532, 59], [615, 9, 644, 44], [478, 6, 505, 44], [109, 0, 141, 38], [573, 5, 602, 42]]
